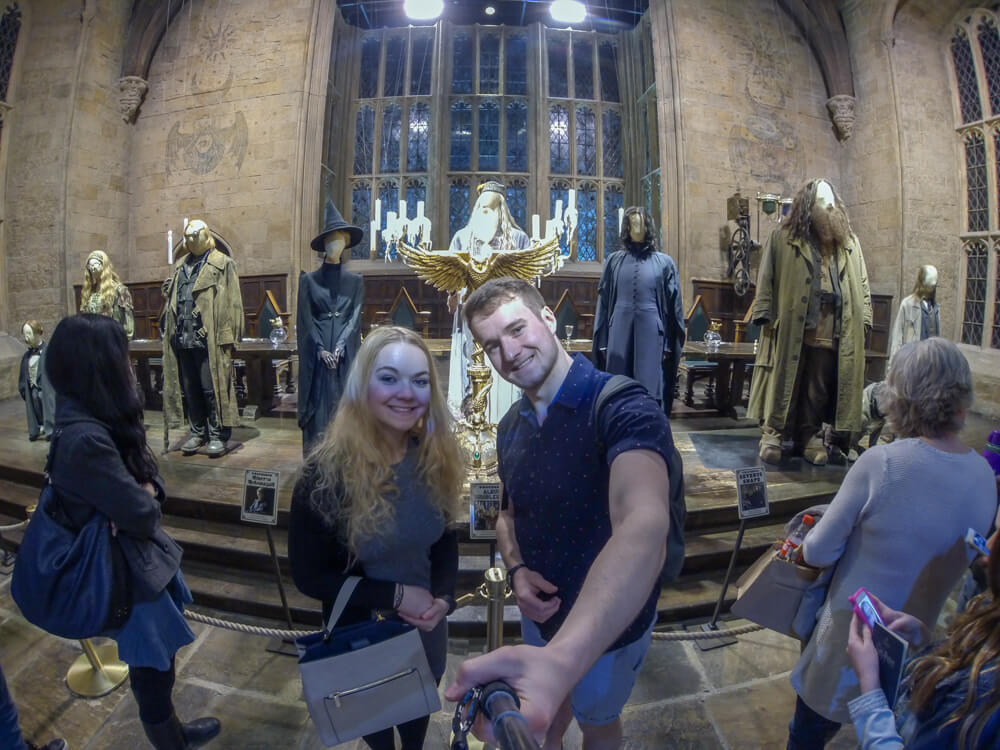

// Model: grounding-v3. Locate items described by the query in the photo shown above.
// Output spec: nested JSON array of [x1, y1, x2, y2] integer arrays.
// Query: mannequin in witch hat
[[297, 200, 365, 456]]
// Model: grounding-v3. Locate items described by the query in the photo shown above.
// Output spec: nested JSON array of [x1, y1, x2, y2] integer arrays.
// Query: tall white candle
[[531, 214, 540, 240], [399, 199, 407, 221], [568, 189, 576, 210], [555, 199, 564, 222], [387, 211, 397, 236], [416, 201, 425, 219], [167, 230, 173, 265], [370, 220, 377, 253], [544, 219, 555, 240], [374, 199, 382, 229], [618, 207, 625, 234]]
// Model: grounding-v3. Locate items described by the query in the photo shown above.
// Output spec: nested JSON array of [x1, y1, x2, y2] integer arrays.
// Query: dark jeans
[[175, 346, 229, 442], [130, 661, 176, 725], [787, 694, 842, 750], [363, 714, 432, 750], [0, 663, 27, 750]]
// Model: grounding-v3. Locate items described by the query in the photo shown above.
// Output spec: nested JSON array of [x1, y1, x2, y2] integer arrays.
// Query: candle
[[167, 230, 173, 265], [417, 201, 425, 219], [544, 219, 555, 240], [399, 199, 407, 221], [567, 189, 576, 210], [555, 199, 564, 222], [374, 199, 382, 230], [370, 220, 377, 253], [618, 207, 624, 233], [531, 214, 540, 241]]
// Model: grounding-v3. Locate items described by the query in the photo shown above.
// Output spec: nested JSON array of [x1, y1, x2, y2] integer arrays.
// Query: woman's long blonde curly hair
[[302, 326, 464, 556], [80, 250, 124, 316]]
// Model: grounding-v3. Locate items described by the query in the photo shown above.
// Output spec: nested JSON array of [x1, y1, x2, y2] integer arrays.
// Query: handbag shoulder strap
[[324, 576, 363, 636]]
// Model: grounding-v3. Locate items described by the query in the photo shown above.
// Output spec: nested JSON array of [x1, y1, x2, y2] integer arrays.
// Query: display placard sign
[[469, 481, 501, 540], [734, 467, 769, 520], [242, 469, 279, 525]]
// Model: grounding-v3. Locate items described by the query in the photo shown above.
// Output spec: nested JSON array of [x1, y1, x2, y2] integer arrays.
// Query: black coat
[[49, 397, 182, 602]]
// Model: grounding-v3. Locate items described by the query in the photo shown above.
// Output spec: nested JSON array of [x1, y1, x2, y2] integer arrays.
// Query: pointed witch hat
[[311, 199, 364, 252]]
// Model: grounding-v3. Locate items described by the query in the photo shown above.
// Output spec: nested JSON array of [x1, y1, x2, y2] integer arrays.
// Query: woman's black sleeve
[[429, 527, 459, 601]]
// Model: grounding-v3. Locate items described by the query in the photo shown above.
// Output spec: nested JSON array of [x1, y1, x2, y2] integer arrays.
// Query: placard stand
[[264, 525, 299, 656]]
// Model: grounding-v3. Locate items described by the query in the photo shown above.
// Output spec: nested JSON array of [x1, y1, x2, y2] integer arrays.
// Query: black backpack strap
[[592, 374, 640, 454]]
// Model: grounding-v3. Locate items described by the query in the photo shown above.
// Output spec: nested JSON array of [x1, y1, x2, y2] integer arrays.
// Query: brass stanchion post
[[66, 639, 129, 698], [484, 567, 507, 654]]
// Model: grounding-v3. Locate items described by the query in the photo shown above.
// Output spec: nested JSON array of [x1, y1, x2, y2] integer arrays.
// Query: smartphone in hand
[[849, 588, 885, 630], [966, 527, 990, 557]]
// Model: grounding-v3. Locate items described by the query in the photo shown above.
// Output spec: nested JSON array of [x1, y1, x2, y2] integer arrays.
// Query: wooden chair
[[678, 295, 718, 407], [375, 286, 431, 337], [733, 303, 761, 404], [247, 290, 293, 399]]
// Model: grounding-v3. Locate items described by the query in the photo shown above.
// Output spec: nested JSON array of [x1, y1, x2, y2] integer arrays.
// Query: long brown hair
[[80, 250, 125, 315], [302, 326, 464, 556], [906, 544, 1000, 748], [783, 178, 851, 245]]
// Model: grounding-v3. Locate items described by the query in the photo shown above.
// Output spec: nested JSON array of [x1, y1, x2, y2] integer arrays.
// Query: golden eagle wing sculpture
[[486, 237, 562, 286], [395, 243, 469, 294]]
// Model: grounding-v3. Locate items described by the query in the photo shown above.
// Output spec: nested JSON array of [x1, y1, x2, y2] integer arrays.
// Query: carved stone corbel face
[[118, 76, 149, 123], [826, 94, 856, 141]]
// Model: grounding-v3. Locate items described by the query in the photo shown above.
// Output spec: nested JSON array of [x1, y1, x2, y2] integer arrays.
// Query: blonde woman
[[289, 326, 464, 750], [80, 250, 134, 339]]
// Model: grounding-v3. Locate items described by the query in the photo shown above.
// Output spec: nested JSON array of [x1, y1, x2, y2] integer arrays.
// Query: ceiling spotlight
[[550, 0, 586, 24], [485, 5, 496, 15], [404, 0, 444, 21]]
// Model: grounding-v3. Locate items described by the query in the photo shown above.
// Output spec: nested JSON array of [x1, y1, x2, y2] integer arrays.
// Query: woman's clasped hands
[[396, 584, 449, 632]]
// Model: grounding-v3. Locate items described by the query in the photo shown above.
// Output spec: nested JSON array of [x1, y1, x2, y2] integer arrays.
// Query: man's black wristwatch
[[506, 563, 527, 588]]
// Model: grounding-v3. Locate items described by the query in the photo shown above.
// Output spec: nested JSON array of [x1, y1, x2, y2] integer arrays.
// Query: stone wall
[[664, 0, 842, 300], [129, 0, 317, 287]]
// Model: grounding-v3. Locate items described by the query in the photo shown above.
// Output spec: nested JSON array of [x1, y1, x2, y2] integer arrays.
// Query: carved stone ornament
[[118, 76, 149, 123], [826, 94, 856, 142]]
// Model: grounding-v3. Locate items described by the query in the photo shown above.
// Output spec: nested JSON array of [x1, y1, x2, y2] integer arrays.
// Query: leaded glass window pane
[[452, 34, 474, 94], [508, 179, 528, 232], [576, 106, 596, 175], [573, 39, 594, 100], [351, 183, 371, 259], [603, 185, 624, 258], [963, 240, 988, 345], [450, 100, 472, 170], [410, 36, 433, 96], [380, 104, 402, 173], [549, 105, 570, 174], [599, 41, 619, 103], [408, 102, 430, 172], [506, 36, 527, 95], [603, 109, 622, 178], [449, 179, 471, 241], [548, 36, 568, 98], [993, 246, 1000, 347], [405, 179, 426, 232], [979, 19, 1000, 116], [953, 30, 983, 123], [0, 3, 20, 102], [359, 37, 380, 99], [550, 180, 570, 253], [480, 34, 500, 95], [506, 100, 528, 172], [354, 106, 375, 174], [577, 183, 598, 261], [479, 99, 500, 171], [384, 37, 406, 97], [967, 131, 988, 232]]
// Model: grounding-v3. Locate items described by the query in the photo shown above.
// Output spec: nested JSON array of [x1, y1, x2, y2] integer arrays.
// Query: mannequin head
[[80, 250, 124, 314], [786, 178, 851, 250], [22, 320, 42, 347], [183, 219, 215, 257], [913, 265, 938, 302], [322, 229, 349, 264], [619, 206, 656, 253], [86, 251, 106, 283]]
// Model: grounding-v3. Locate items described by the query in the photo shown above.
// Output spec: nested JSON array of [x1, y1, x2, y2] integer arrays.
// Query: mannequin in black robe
[[297, 201, 364, 455]]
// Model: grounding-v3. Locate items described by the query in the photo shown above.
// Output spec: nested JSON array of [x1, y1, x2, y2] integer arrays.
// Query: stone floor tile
[[618, 698, 724, 750], [0, 612, 54, 680], [691, 621, 801, 689], [630, 637, 707, 705]]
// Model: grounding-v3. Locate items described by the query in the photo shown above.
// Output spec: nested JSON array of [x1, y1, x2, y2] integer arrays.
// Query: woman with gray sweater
[[785, 337, 998, 749]]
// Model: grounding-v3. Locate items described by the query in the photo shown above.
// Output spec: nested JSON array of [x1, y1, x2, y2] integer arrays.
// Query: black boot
[[142, 713, 186, 749], [182, 716, 221, 748]]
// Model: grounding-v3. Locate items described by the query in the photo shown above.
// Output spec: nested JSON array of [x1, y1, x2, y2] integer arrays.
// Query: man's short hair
[[463, 278, 546, 329]]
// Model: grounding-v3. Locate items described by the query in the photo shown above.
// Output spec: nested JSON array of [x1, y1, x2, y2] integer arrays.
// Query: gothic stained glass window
[[549, 105, 570, 174], [549, 180, 570, 253], [968, 131, 988, 232], [410, 35, 433, 96], [449, 179, 471, 242], [353, 105, 374, 174], [350, 183, 371, 259], [993, 246, 1000, 347], [480, 34, 500, 95], [479, 99, 500, 171], [0, 2, 20, 102], [408, 102, 429, 172], [603, 109, 622, 178], [603, 184, 624, 258], [506, 36, 527, 95], [359, 37, 380, 99], [450, 100, 472, 170], [380, 104, 402, 173], [964, 240, 988, 345], [507, 179, 528, 232], [979, 19, 1000, 116], [953, 30, 983, 123], [599, 41, 620, 103], [576, 106, 596, 175], [506, 100, 528, 172], [548, 36, 568, 98], [573, 39, 594, 100], [577, 183, 598, 261], [452, 34, 474, 94], [384, 37, 406, 98]]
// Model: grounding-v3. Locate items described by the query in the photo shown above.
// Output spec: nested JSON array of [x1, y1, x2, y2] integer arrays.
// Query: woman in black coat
[[44, 314, 219, 750]]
